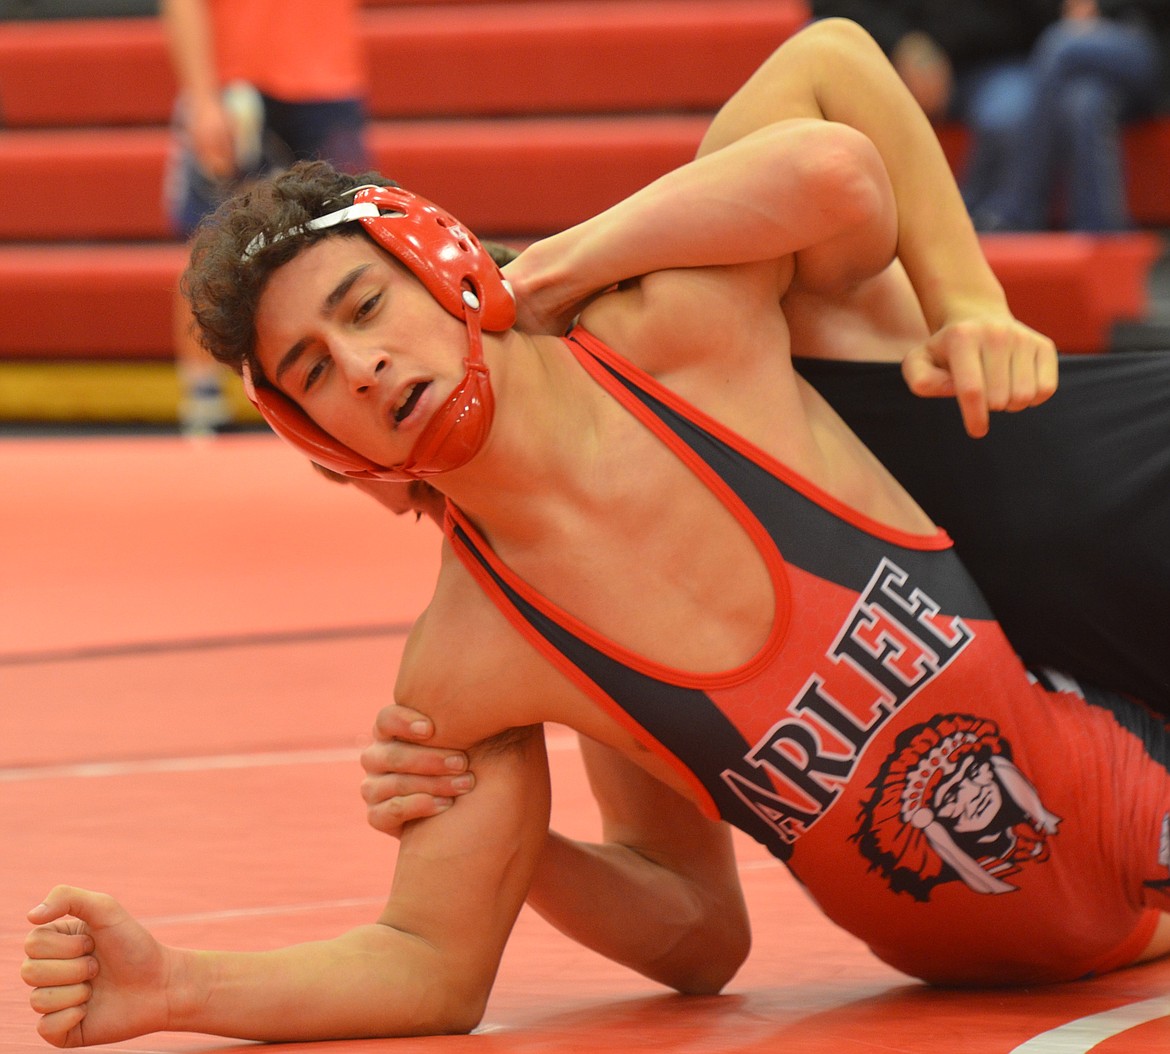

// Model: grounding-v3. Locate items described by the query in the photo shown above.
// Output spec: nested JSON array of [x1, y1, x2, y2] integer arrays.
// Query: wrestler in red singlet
[[449, 327, 1170, 986]]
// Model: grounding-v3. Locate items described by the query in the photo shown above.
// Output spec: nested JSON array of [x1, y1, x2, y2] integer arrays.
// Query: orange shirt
[[210, 0, 366, 101]]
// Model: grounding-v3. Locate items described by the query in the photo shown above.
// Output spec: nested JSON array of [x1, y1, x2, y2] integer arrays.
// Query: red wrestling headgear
[[241, 185, 516, 481]]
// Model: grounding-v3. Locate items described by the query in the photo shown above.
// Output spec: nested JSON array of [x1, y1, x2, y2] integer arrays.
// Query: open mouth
[[393, 382, 429, 424]]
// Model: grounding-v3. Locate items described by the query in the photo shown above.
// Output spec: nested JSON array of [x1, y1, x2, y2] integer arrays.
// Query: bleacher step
[[1, 234, 1159, 362], [0, 1, 806, 127], [0, 115, 711, 241]]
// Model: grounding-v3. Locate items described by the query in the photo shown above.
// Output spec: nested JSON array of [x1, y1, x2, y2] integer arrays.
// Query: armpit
[[471, 724, 545, 761]]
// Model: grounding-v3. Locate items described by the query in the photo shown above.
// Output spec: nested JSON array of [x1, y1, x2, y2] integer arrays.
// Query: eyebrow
[[273, 263, 373, 386]]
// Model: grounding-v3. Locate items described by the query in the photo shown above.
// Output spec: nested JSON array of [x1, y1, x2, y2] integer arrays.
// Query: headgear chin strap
[[242, 185, 516, 481]]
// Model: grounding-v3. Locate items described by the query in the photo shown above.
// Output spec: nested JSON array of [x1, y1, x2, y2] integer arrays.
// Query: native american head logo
[[853, 714, 1061, 900]]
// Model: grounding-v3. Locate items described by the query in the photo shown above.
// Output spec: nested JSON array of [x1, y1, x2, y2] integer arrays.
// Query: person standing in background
[[161, 0, 372, 435]]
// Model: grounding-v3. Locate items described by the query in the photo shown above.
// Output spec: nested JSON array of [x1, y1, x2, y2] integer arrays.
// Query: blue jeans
[[976, 18, 1162, 231], [952, 59, 1036, 218]]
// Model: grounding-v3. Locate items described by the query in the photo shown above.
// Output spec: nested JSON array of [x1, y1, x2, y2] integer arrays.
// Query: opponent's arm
[[700, 17, 1057, 436], [23, 727, 549, 1046], [701, 17, 1001, 333], [506, 117, 895, 335]]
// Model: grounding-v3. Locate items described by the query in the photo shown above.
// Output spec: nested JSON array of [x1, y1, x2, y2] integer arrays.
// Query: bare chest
[[493, 424, 778, 677]]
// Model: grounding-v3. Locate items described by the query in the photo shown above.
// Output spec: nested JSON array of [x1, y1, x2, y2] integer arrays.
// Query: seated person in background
[[969, 0, 1169, 232], [23, 34, 1170, 1045], [807, 0, 1057, 223]]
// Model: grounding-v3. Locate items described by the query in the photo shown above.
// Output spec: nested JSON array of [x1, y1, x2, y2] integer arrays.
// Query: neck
[[431, 330, 602, 543]]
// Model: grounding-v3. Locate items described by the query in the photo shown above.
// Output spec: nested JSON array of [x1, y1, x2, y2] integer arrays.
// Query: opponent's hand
[[901, 317, 1058, 438], [23, 886, 171, 1047], [361, 706, 474, 836], [502, 235, 610, 337]]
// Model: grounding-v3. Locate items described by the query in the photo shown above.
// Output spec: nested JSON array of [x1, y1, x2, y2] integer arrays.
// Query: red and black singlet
[[446, 328, 1170, 985]]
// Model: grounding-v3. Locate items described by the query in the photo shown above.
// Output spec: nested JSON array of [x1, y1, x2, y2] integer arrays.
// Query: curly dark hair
[[180, 160, 396, 378]]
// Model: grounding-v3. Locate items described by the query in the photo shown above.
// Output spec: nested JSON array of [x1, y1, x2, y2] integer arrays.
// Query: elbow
[[662, 940, 749, 996], [793, 125, 897, 275], [803, 16, 890, 66], [395, 977, 490, 1037], [651, 899, 752, 996], [816, 127, 893, 234], [813, 17, 874, 45], [365, 943, 495, 1038], [682, 919, 751, 995]]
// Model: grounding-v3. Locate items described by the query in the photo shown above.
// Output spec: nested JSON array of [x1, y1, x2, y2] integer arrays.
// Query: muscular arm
[[526, 738, 750, 994], [363, 711, 750, 995], [503, 19, 1053, 436], [507, 117, 894, 335], [700, 18, 1056, 437], [700, 17, 1004, 333], [179, 729, 547, 1040], [25, 728, 550, 1046]]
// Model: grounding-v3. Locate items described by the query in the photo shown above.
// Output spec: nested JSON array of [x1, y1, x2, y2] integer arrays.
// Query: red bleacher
[[0, 0, 1163, 369]]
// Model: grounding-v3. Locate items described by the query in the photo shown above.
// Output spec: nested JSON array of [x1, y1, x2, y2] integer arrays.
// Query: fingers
[[365, 791, 460, 834], [365, 706, 474, 834], [28, 886, 123, 929], [360, 753, 474, 798], [24, 910, 99, 1048], [34, 1004, 87, 1048], [372, 703, 439, 743], [28, 978, 94, 1015], [368, 704, 470, 777], [361, 755, 475, 834], [905, 321, 1058, 438], [24, 926, 95, 966], [361, 734, 469, 777]]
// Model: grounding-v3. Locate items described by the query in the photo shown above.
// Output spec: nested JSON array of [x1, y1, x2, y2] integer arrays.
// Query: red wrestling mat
[[2, 434, 1169, 1053]]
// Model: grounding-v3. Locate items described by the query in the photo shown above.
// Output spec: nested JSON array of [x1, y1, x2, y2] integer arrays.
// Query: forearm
[[702, 18, 1009, 328], [159, 0, 220, 106], [523, 739, 750, 994], [176, 728, 548, 1043], [526, 830, 749, 994], [511, 118, 891, 323], [169, 923, 481, 1042]]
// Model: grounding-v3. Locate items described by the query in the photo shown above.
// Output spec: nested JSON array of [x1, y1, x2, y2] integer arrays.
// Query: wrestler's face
[[934, 760, 1002, 833], [254, 235, 467, 468]]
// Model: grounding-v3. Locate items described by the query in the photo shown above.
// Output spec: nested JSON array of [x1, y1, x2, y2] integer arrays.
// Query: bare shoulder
[[581, 259, 793, 380], [395, 538, 579, 746]]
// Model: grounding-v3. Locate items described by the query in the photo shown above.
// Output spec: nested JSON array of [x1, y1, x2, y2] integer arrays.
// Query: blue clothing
[[977, 17, 1163, 231], [951, 59, 1037, 218], [164, 93, 369, 238]]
